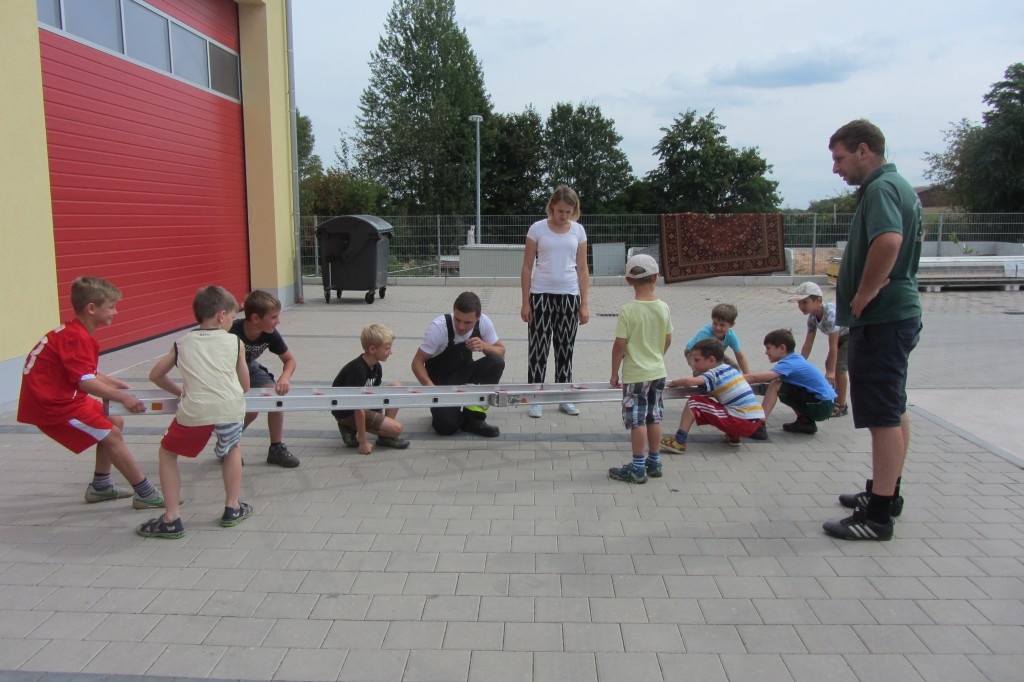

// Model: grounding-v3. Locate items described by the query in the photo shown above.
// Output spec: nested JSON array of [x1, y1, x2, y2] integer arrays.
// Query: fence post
[[436, 215, 442, 277], [936, 214, 943, 255], [313, 217, 320, 277], [811, 213, 818, 276]]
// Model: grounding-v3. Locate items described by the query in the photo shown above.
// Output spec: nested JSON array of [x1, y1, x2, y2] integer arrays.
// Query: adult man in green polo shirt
[[824, 119, 923, 542]]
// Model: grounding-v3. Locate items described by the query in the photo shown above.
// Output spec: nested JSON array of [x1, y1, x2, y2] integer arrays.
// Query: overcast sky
[[291, 0, 1022, 210]]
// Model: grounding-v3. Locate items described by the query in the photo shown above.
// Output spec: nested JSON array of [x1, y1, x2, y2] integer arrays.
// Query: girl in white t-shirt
[[520, 185, 590, 417]]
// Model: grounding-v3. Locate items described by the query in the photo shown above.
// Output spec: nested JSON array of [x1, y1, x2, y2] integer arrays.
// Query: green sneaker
[[645, 459, 663, 478], [85, 483, 133, 504], [132, 489, 166, 510], [338, 424, 359, 448]]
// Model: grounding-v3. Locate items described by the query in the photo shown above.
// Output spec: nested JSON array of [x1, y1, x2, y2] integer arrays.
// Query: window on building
[[64, 0, 123, 54], [38, 0, 240, 102], [125, 0, 170, 72], [170, 23, 209, 88], [36, 0, 61, 29], [209, 43, 240, 99]]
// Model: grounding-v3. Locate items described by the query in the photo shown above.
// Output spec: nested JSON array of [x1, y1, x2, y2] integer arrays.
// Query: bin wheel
[[323, 290, 330, 303], [336, 289, 342, 302], [365, 291, 375, 304], [379, 287, 387, 299]]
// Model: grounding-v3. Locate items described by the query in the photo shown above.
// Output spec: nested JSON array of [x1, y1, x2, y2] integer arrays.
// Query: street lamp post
[[469, 114, 482, 244]]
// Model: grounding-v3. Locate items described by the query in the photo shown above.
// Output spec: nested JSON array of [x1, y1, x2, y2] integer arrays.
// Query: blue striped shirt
[[699, 363, 765, 420]]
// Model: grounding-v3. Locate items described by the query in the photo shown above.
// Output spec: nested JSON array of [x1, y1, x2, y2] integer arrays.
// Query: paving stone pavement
[[0, 281, 1022, 682]]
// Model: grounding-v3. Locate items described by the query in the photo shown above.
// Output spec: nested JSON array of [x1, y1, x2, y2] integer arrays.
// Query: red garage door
[[38, 0, 248, 351]]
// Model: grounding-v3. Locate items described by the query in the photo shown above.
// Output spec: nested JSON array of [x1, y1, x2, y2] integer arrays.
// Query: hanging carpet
[[659, 212, 786, 283]]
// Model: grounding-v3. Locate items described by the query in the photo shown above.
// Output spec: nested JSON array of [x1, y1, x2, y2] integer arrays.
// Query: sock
[[675, 430, 688, 444], [132, 478, 156, 499], [91, 473, 113, 491], [894, 476, 902, 498], [271, 442, 282, 447], [647, 451, 661, 465], [866, 493, 893, 524], [631, 454, 646, 472]]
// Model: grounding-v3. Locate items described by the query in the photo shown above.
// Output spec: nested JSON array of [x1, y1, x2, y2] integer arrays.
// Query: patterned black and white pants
[[527, 292, 581, 384]]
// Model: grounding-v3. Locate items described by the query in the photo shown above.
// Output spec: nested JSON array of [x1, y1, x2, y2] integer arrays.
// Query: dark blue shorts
[[848, 317, 921, 429]]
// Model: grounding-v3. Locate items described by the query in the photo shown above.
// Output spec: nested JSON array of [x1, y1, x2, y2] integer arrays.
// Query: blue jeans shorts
[[848, 316, 922, 429], [621, 378, 666, 430]]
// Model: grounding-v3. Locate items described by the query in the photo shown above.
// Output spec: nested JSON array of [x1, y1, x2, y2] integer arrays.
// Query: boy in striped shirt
[[661, 338, 767, 451]]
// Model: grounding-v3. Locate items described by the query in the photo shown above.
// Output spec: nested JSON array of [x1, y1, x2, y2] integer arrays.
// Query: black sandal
[[137, 515, 185, 539]]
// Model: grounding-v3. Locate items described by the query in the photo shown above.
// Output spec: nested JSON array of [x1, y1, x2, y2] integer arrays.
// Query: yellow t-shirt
[[615, 299, 672, 384]]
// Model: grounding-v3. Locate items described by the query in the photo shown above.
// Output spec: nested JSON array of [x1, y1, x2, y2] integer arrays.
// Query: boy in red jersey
[[17, 276, 164, 509]]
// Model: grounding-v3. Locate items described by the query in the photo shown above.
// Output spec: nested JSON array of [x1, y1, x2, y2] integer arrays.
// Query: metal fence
[[300, 213, 1024, 279]]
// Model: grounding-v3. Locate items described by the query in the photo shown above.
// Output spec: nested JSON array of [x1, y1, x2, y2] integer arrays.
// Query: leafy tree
[[483, 108, 546, 216], [805, 190, 858, 214], [296, 110, 323, 216], [542, 102, 634, 213], [354, 0, 491, 215], [645, 109, 780, 213], [925, 63, 1024, 211]]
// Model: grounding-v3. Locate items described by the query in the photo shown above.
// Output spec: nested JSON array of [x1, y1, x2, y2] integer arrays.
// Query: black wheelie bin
[[315, 215, 393, 304]]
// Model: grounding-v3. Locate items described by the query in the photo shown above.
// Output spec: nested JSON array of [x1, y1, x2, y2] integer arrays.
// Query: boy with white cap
[[609, 254, 673, 483], [788, 281, 849, 417]]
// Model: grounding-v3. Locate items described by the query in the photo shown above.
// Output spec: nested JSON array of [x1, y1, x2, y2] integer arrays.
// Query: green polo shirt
[[837, 163, 923, 327]]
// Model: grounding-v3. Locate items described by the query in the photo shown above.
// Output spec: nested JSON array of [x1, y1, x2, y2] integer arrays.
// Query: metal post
[[469, 115, 482, 244], [811, 213, 817, 275], [936, 214, 944, 256]]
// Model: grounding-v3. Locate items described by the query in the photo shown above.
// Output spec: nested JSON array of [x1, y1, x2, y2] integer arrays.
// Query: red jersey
[[17, 319, 101, 426]]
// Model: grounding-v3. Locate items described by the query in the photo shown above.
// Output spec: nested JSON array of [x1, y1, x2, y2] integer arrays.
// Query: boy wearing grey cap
[[609, 254, 673, 484], [788, 282, 849, 417]]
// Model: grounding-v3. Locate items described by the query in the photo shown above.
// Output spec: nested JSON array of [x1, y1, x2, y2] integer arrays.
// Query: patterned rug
[[659, 212, 786, 283]]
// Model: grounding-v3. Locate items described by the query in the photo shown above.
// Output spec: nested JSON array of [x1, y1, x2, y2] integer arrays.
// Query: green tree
[[483, 108, 546, 216], [296, 110, 323, 216], [542, 102, 634, 213], [805, 190, 858, 214], [645, 109, 780, 213], [925, 63, 1024, 211], [354, 0, 491, 215]]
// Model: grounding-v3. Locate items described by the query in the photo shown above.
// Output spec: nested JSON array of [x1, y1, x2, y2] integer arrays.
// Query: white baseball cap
[[625, 254, 659, 278], [787, 281, 823, 300]]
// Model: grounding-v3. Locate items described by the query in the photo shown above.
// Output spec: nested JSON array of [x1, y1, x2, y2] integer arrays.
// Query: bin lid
[[315, 215, 394, 237]]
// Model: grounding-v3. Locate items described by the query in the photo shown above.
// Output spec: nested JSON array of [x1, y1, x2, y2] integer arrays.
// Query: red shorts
[[37, 399, 113, 454], [160, 419, 243, 458], [687, 395, 764, 439]]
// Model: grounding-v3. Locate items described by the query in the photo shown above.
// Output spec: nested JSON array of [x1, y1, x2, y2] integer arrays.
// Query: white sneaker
[[528, 404, 543, 418], [559, 402, 580, 416]]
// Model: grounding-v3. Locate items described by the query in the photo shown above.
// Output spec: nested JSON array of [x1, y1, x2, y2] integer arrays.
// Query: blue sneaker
[[608, 464, 647, 484], [645, 460, 663, 478]]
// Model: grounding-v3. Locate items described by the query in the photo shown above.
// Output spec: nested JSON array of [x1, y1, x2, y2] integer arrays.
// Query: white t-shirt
[[419, 313, 500, 358], [526, 219, 587, 295]]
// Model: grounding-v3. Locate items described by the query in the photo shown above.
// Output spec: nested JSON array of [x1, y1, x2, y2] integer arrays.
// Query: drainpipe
[[286, 0, 304, 303]]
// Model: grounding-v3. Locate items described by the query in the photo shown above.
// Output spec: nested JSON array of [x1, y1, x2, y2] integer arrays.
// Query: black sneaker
[[376, 436, 410, 449], [749, 423, 768, 440], [338, 424, 358, 448], [608, 464, 647, 484], [461, 417, 500, 438], [823, 507, 893, 541], [267, 443, 300, 468], [645, 460, 663, 478], [839, 479, 904, 517], [220, 501, 254, 528], [782, 418, 817, 434]]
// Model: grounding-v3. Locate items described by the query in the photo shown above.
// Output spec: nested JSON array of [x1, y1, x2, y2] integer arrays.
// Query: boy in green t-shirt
[[609, 254, 673, 484]]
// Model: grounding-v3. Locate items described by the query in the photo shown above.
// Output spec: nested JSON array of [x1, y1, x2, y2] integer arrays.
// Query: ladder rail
[[104, 382, 712, 416]]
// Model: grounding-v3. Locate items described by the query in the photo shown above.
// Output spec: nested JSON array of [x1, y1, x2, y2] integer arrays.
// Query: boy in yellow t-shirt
[[609, 255, 673, 484]]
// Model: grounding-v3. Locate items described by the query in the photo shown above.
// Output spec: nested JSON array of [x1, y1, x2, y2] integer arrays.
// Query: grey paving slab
[[1, 282, 1023, 681]]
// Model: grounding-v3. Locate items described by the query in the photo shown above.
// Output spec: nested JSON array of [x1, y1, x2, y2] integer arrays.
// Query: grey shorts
[[248, 362, 275, 388]]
